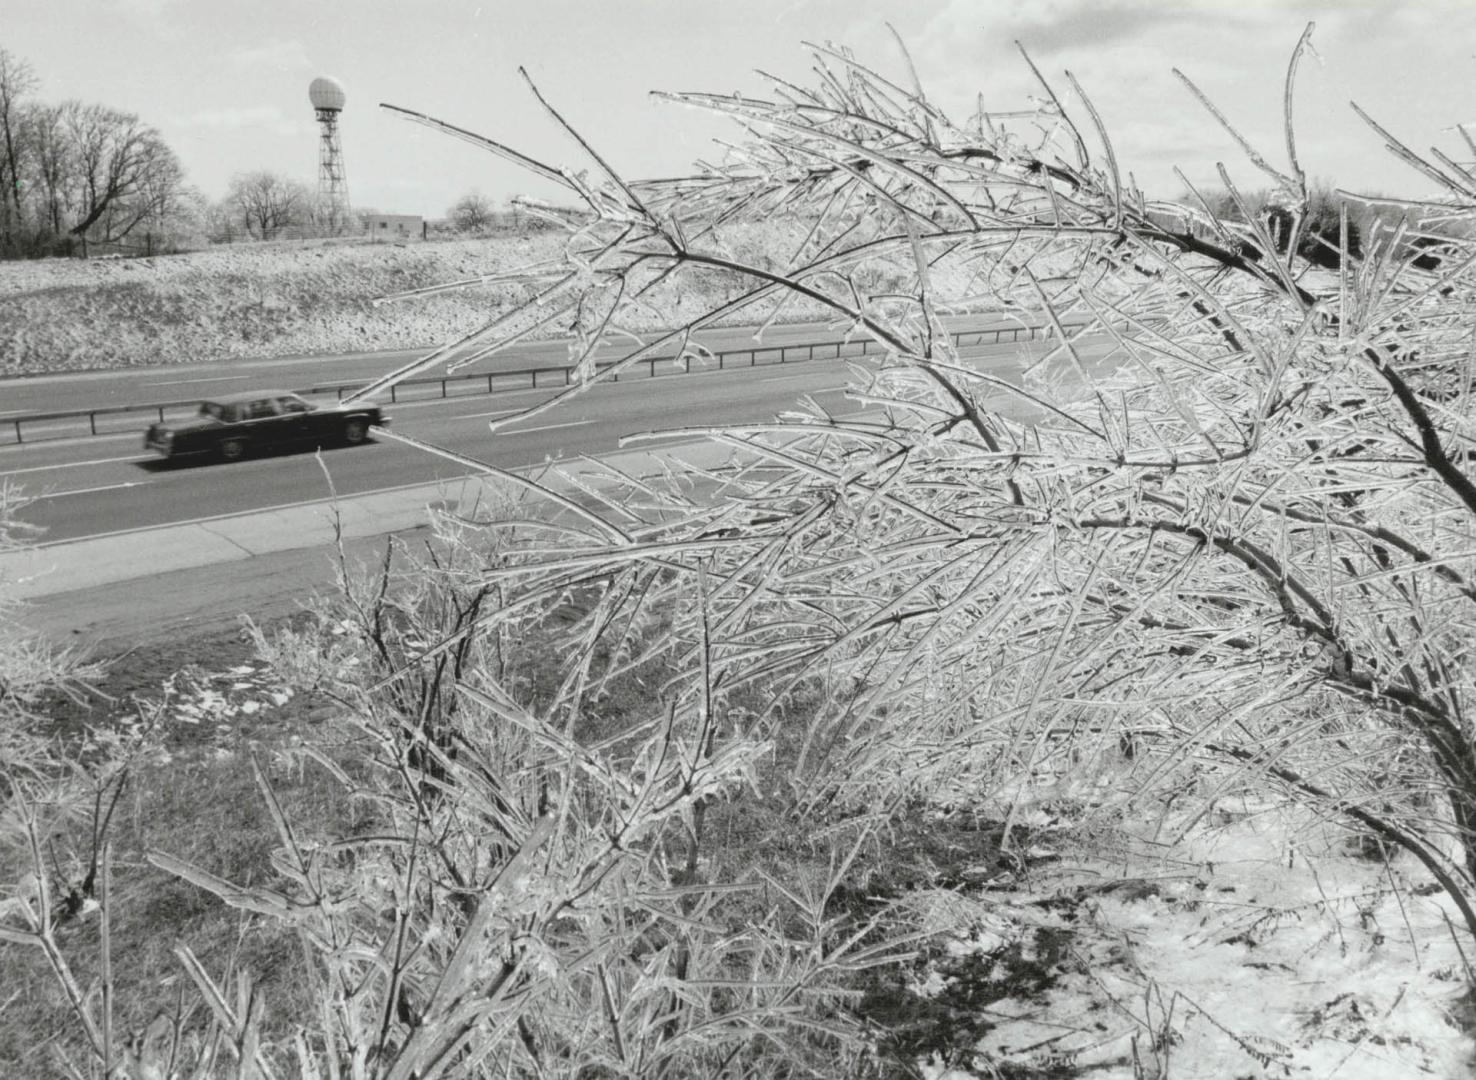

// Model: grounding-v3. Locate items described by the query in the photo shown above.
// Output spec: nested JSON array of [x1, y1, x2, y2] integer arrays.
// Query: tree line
[[0, 47, 389, 256], [0, 46, 199, 257], [0, 40, 696, 259]]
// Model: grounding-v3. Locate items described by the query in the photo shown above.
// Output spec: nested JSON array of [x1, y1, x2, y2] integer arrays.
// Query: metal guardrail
[[4, 323, 1053, 445]]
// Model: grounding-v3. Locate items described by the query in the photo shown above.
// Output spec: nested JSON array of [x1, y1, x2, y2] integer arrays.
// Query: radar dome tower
[[309, 76, 351, 234]]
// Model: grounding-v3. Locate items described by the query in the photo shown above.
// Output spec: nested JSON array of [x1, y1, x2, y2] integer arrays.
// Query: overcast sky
[[4, 0, 1472, 216]]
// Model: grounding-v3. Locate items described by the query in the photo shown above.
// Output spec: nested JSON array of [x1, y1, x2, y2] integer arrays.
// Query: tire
[[343, 418, 369, 445], [219, 438, 247, 462]]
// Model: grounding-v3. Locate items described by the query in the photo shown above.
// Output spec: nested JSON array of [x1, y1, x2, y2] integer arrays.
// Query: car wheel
[[219, 438, 247, 462], [343, 418, 369, 445]]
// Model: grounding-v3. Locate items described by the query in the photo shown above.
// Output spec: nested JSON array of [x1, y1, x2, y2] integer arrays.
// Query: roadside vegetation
[[7, 23, 1476, 1079], [0, 234, 564, 374]]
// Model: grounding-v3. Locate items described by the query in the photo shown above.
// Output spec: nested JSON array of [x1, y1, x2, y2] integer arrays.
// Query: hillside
[[0, 236, 565, 376], [0, 226, 845, 376]]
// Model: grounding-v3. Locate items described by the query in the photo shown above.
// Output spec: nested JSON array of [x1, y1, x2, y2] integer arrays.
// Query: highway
[[1, 322, 1093, 547], [0, 317, 1021, 417]]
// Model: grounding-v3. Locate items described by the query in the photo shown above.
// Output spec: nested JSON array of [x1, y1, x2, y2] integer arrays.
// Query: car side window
[[280, 397, 311, 414], [249, 399, 282, 419], [220, 405, 241, 423]]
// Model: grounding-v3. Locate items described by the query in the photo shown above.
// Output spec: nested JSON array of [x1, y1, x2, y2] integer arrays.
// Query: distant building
[[363, 213, 425, 241]]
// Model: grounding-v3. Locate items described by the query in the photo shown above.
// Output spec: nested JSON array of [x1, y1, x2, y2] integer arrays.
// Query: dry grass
[[0, 220, 944, 376], [0, 621, 350, 1074], [1, 611, 913, 1077], [0, 750, 360, 1075]]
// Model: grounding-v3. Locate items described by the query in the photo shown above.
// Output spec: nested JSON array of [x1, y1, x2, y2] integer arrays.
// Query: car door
[[275, 394, 315, 443], [244, 398, 293, 448]]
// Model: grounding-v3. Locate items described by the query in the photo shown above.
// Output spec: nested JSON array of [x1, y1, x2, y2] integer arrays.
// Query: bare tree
[[22, 101, 72, 237], [0, 50, 195, 256], [0, 47, 37, 250], [202, 194, 240, 242], [448, 189, 494, 233], [225, 169, 310, 240], [63, 102, 183, 244], [339, 28, 1476, 948]]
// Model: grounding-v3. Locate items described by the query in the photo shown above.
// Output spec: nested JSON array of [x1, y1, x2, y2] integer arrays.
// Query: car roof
[[202, 390, 306, 405]]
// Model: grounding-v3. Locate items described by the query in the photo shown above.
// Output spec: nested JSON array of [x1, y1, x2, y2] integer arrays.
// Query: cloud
[[109, 0, 174, 17], [1008, 2, 1199, 54], [174, 106, 309, 137], [232, 38, 314, 73], [107, 0, 184, 38]]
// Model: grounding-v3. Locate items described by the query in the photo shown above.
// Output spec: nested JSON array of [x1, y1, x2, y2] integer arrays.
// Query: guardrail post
[[90, 413, 97, 435], [489, 373, 495, 393], [13, 420, 21, 444], [565, 368, 571, 385], [441, 379, 447, 398]]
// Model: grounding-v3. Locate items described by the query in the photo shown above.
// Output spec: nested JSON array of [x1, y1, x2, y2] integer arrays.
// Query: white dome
[[309, 76, 346, 112]]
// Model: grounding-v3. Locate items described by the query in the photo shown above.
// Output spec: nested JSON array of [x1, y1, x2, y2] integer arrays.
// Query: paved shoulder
[[4, 440, 730, 647]]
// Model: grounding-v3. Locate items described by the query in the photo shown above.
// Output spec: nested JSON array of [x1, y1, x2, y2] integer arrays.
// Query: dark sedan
[[145, 391, 389, 461]]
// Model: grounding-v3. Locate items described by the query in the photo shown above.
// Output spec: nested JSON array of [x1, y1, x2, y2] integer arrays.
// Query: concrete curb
[[1, 439, 733, 601]]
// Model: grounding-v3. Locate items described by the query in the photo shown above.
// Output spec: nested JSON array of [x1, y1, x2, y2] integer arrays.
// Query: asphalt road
[[2, 326, 1101, 547], [0, 315, 1029, 418], [4, 362, 841, 544]]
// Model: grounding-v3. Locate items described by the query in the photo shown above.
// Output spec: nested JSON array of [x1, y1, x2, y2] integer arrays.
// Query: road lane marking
[[757, 371, 850, 385], [463, 408, 520, 420], [31, 479, 467, 547], [505, 419, 597, 434], [144, 374, 254, 386], [1, 453, 154, 476], [31, 435, 720, 549], [0, 360, 861, 455], [0, 393, 559, 453], [34, 480, 151, 500]]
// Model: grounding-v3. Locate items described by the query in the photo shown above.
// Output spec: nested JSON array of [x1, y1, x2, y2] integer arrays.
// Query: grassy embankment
[[0, 224, 882, 376]]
